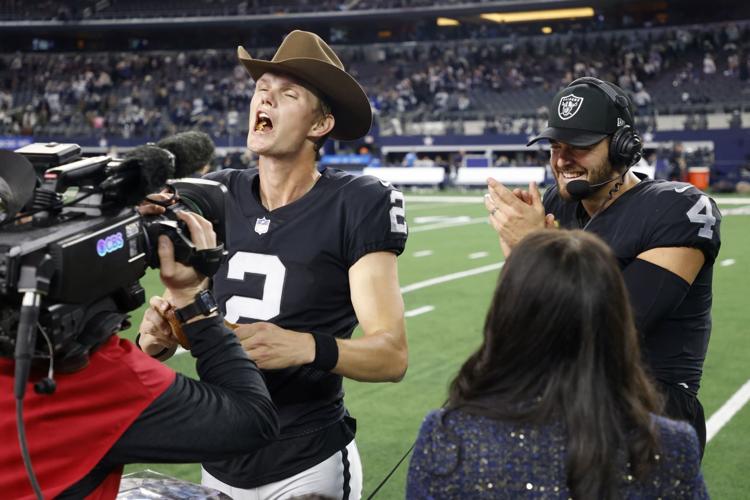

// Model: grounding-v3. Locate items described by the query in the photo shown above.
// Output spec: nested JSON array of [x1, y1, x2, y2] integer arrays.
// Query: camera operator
[[0, 209, 278, 500]]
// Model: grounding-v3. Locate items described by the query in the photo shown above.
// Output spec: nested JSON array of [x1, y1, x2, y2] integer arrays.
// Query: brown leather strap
[[162, 307, 191, 350]]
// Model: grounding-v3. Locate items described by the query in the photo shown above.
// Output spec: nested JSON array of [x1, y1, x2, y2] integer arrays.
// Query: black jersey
[[544, 173, 721, 392], [201, 167, 407, 487]]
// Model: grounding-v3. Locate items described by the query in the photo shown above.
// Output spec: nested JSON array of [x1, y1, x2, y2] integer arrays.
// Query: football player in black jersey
[[483, 77, 720, 456], [138, 31, 408, 498]]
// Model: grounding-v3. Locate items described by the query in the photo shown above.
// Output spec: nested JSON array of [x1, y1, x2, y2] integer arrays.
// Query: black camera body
[[0, 143, 230, 366]]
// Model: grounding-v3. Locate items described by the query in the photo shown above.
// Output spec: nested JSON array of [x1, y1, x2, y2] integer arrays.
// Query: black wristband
[[310, 333, 339, 371], [135, 333, 169, 359]]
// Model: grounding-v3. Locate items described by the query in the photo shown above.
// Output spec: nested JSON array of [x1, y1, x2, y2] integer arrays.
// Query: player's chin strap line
[[582, 169, 627, 232]]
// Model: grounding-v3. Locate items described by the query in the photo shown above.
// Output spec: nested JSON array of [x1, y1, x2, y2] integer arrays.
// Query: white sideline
[[706, 379, 750, 443]]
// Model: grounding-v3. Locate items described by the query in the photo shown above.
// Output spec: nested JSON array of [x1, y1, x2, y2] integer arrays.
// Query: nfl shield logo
[[558, 94, 584, 120], [254, 217, 270, 235]]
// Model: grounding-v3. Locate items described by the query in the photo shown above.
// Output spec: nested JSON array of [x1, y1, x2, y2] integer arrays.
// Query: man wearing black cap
[[138, 30, 408, 498], [484, 77, 721, 456]]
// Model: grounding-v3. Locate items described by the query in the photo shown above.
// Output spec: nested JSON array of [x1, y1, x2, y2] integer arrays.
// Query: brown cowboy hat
[[238, 30, 372, 141]]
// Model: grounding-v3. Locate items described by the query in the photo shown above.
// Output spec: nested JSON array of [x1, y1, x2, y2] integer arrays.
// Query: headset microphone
[[566, 176, 621, 201]]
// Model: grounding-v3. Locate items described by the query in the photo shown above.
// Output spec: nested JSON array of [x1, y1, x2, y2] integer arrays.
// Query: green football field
[[121, 191, 750, 499]]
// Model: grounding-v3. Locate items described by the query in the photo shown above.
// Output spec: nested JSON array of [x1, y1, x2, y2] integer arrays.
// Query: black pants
[[658, 381, 706, 459]]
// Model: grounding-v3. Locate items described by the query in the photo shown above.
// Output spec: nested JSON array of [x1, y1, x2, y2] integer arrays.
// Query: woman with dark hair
[[406, 230, 707, 499]]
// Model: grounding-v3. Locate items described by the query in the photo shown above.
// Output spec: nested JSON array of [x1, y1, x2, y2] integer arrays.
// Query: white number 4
[[686, 195, 716, 239]]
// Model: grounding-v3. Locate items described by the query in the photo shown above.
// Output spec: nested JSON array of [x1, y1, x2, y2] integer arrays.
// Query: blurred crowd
[[370, 22, 749, 128], [0, 22, 747, 142]]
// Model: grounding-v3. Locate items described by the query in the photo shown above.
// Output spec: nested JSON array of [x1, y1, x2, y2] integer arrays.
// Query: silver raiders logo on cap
[[558, 94, 584, 120]]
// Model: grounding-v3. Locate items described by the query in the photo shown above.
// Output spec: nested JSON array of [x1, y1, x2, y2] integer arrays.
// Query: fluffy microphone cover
[[123, 145, 176, 196], [157, 131, 215, 177]]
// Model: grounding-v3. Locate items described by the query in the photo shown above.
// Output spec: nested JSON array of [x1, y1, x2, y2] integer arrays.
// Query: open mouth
[[254, 111, 273, 133]]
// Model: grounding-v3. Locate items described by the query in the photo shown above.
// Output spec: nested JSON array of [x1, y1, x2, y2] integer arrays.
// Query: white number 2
[[686, 195, 716, 239], [390, 190, 407, 234], [224, 252, 286, 323]]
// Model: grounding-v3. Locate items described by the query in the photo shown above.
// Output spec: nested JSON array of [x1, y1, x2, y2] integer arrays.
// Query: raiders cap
[[528, 80, 635, 147]]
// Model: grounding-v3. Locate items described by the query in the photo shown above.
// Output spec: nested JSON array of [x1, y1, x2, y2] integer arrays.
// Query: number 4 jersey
[[201, 167, 407, 486], [543, 173, 721, 393]]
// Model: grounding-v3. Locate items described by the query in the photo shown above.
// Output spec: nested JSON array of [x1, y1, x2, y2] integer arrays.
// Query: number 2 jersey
[[543, 173, 721, 394], [201, 167, 407, 487]]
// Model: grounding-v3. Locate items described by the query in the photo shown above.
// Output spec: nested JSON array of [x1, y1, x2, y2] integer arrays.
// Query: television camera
[[0, 142, 231, 401]]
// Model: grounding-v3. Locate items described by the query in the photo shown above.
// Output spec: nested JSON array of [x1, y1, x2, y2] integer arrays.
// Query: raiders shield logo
[[254, 217, 270, 235], [558, 94, 584, 120]]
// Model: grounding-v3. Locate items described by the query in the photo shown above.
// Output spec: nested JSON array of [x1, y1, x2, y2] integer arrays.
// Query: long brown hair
[[448, 230, 662, 499]]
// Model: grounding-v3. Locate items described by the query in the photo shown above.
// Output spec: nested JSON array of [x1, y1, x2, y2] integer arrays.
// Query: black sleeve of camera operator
[[60, 316, 278, 498]]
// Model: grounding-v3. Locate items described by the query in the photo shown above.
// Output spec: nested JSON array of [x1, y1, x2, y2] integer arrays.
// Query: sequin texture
[[405, 409, 708, 499]]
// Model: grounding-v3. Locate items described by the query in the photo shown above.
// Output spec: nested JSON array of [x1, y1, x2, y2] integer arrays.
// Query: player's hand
[[138, 294, 179, 356], [158, 210, 214, 307], [234, 322, 316, 370], [485, 178, 546, 256], [512, 187, 533, 205]]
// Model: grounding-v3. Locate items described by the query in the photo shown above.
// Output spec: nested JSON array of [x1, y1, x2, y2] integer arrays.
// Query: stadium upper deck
[[0, 20, 747, 142]]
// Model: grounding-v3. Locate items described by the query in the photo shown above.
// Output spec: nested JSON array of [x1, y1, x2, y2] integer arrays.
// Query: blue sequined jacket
[[406, 409, 708, 499]]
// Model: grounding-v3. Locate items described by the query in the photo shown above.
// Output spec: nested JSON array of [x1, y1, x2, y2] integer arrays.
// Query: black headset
[[567, 77, 643, 169]]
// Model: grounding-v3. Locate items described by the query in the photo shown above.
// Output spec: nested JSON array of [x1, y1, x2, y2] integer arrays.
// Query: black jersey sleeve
[[343, 176, 408, 266], [644, 184, 721, 264]]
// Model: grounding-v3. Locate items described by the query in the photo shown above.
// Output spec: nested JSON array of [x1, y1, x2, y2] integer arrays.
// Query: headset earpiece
[[610, 124, 642, 168]]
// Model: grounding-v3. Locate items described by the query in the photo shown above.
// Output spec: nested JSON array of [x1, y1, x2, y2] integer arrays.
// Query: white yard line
[[720, 259, 736, 267], [407, 203, 464, 212], [721, 206, 750, 216], [707, 379, 750, 443], [469, 251, 489, 260], [413, 250, 433, 258], [407, 196, 483, 204], [404, 305, 435, 318], [410, 217, 487, 233], [414, 216, 471, 224], [400, 262, 503, 294]]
